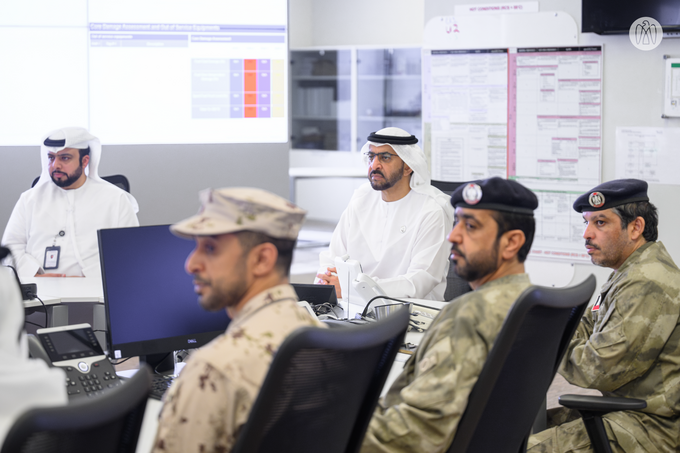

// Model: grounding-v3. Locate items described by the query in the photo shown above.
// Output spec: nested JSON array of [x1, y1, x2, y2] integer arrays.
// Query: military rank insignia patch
[[589, 191, 605, 208], [462, 183, 483, 205]]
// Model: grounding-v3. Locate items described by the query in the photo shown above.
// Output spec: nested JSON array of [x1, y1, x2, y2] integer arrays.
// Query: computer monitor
[[98, 225, 230, 364]]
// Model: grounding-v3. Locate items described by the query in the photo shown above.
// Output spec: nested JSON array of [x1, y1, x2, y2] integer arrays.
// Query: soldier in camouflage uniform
[[152, 188, 324, 453], [528, 179, 680, 452], [361, 176, 539, 452]]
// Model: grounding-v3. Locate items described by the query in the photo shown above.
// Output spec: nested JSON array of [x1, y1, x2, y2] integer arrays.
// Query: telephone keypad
[[62, 359, 121, 399]]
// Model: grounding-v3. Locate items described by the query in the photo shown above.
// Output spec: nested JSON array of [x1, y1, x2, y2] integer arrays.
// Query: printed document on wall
[[615, 127, 680, 184], [422, 49, 508, 181], [508, 46, 603, 261]]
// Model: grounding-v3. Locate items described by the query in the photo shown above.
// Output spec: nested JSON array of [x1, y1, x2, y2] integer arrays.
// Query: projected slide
[[0, 0, 288, 145]]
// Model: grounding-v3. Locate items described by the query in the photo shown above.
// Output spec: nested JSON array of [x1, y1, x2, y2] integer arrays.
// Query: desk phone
[[36, 323, 122, 400]]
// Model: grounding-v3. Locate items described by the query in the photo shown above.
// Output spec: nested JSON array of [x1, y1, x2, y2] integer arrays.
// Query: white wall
[[308, 0, 424, 47]]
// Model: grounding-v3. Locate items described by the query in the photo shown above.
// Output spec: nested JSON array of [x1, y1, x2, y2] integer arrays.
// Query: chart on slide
[[0, 0, 289, 145], [191, 58, 284, 119]]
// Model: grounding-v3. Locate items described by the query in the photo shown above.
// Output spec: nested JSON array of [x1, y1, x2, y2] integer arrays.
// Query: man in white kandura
[[0, 247, 67, 444], [1, 127, 139, 279], [316, 127, 453, 300]]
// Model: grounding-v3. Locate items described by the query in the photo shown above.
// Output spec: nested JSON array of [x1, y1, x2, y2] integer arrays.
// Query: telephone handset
[[35, 323, 122, 400], [334, 255, 387, 304]]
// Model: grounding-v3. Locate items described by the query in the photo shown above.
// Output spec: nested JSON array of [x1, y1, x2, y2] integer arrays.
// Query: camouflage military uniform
[[361, 273, 532, 453], [528, 241, 680, 453], [153, 284, 323, 453]]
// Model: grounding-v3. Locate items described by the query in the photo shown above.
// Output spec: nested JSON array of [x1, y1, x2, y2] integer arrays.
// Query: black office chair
[[231, 307, 410, 453], [558, 393, 646, 453], [1, 364, 152, 453], [430, 180, 472, 301], [444, 265, 472, 301], [431, 179, 465, 196], [31, 174, 131, 193], [446, 274, 597, 453]]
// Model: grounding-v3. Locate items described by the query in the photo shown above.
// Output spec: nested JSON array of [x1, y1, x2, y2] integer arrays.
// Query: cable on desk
[[5, 263, 48, 329], [361, 295, 444, 319], [25, 320, 46, 329], [110, 357, 133, 365]]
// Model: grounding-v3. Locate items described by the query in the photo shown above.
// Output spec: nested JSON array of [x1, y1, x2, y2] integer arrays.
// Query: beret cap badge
[[462, 183, 483, 205], [588, 192, 605, 208]]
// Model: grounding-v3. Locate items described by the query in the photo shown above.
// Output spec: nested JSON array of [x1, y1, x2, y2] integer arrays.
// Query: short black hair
[[235, 231, 296, 276], [78, 147, 90, 165], [612, 201, 658, 242], [490, 211, 536, 263]]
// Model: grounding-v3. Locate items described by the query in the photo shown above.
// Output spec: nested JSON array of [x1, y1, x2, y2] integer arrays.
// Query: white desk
[[23, 276, 106, 346]]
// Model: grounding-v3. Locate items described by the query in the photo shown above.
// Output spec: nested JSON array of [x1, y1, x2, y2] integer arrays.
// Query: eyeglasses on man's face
[[364, 151, 398, 164]]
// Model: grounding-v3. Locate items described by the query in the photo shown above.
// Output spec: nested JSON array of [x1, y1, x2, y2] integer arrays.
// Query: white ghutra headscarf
[[361, 127, 453, 226], [36, 127, 139, 213]]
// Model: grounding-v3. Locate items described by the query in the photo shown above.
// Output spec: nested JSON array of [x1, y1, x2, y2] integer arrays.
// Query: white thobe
[[0, 267, 67, 444], [319, 184, 450, 300], [2, 178, 139, 279]]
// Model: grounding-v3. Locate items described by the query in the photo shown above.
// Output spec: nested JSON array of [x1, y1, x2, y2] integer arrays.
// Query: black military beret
[[450, 177, 538, 215], [573, 179, 649, 213]]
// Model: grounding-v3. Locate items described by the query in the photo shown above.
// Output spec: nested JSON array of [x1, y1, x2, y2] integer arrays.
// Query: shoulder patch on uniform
[[591, 294, 601, 312]]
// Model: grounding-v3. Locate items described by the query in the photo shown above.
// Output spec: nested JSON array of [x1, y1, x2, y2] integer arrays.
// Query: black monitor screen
[[99, 225, 230, 359], [582, 0, 680, 34]]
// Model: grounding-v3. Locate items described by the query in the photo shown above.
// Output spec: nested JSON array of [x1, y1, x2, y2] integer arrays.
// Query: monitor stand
[[141, 352, 175, 374]]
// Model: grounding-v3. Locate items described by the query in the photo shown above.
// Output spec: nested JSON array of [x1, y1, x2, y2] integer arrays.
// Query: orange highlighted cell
[[245, 107, 258, 118], [244, 72, 257, 91], [244, 93, 257, 105], [244, 59, 257, 71]]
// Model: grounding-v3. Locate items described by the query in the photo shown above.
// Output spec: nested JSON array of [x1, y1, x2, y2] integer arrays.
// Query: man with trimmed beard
[[153, 187, 324, 453], [360, 176, 538, 452], [528, 179, 680, 452], [1, 127, 139, 278], [317, 127, 453, 300]]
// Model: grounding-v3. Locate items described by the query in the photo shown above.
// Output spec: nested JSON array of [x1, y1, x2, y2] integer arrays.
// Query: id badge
[[44, 246, 60, 270]]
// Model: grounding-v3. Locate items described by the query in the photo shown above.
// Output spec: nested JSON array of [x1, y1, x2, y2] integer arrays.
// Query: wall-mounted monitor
[[0, 0, 288, 145], [582, 0, 680, 34]]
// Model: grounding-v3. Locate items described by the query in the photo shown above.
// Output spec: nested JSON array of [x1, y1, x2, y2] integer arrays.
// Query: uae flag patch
[[592, 295, 601, 312]]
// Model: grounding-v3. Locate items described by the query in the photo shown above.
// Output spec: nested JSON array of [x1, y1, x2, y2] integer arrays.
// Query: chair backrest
[[444, 267, 472, 301], [430, 180, 473, 301], [31, 174, 130, 193], [430, 179, 465, 196], [447, 274, 596, 453], [231, 307, 410, 453], [1, 365, 152, 453]]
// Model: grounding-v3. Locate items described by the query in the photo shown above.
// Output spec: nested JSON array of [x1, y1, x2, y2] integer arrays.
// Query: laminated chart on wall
[[615, 127, 680, 184], [422, 49, 509, 181], [508, 46, 603, 261]]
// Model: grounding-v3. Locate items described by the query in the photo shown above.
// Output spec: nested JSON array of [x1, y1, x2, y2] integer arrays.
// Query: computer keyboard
[[150, 374, 175, 400]]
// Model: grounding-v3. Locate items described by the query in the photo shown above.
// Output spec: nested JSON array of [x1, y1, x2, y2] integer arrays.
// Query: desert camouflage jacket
[[152, 284, 323, 453]]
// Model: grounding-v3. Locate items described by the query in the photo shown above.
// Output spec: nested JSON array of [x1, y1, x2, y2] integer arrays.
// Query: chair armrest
[[559, 394, 646, 415]]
